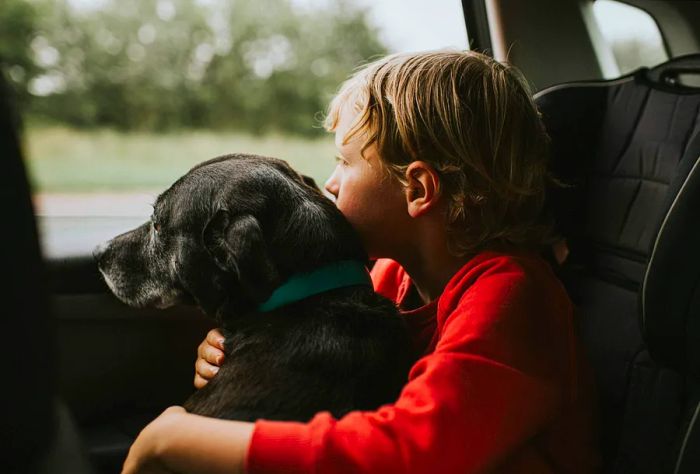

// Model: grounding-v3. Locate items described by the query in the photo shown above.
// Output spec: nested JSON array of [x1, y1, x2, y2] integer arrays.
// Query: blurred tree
[[1, 0, 387, 135], [201, 0, 387, 135], [0, 0, 41, 109], [26, 0, 216, 130]]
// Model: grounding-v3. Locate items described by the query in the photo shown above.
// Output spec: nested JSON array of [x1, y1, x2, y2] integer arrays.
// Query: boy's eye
[[335, 155, 349, 166]]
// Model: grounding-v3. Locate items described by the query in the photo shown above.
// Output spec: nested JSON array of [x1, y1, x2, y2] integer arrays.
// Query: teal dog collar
[[257, 260, 372, 312]]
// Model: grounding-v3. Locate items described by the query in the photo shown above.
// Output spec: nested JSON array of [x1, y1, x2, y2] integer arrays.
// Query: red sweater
[[247, 251, 600, 473]]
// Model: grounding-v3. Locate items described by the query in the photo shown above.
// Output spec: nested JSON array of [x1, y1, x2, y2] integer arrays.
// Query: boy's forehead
[[335, 128, 363, 152], [334, 105, 363, 149]]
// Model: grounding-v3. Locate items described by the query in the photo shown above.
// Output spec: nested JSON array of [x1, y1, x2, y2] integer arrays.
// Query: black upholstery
[[536, 55, 700, 474]]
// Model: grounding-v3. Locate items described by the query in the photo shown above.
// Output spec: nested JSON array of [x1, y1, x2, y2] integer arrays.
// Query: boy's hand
[[194, 328, 226, 389], [123, 406, 252, 474], [122, 406, 186, 474]]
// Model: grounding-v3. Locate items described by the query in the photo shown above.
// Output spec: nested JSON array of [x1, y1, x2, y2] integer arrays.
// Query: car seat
[[535, 54, 700, 474]]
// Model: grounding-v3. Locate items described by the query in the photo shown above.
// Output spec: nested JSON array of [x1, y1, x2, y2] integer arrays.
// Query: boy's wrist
[[148, 408, 191, 470], [155, 409, 253, 474]]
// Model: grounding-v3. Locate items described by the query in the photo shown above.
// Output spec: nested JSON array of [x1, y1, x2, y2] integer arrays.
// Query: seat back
[[535, 54, 700, 474]]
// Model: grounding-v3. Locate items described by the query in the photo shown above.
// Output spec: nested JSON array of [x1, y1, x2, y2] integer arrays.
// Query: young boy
[[123, 50, 600, 473]]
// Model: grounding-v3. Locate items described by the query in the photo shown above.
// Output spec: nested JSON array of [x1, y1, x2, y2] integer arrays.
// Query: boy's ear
[[404, 161, 441, 218]]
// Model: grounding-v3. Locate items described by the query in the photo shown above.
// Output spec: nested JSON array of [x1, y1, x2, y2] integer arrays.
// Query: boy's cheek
[[333, 198, 354, 220], [333, 198, 365, 233]]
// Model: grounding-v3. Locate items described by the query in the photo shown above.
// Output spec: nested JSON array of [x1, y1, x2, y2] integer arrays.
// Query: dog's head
[[95, 154, 365, 320]]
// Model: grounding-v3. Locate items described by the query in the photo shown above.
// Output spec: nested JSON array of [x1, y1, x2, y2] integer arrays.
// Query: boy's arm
[[122, 406, 254, 474], [248, 355, 560, 473]]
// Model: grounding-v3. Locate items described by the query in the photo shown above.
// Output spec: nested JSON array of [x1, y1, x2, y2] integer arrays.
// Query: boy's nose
[[324, 174, 339, 201]]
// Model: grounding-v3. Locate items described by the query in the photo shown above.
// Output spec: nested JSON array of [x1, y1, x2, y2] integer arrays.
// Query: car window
[[1, 0, 467, 256], [590, 0, 668, 77]]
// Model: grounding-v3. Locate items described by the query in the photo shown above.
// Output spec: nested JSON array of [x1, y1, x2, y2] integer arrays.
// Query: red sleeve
[[245, 254, 575, 473], [369, 258, 409, 303]]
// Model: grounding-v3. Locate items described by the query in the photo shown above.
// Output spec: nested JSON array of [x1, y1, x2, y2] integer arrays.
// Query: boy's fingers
[[193, 329, 225, 390], [195, 358, 220, 379], [206, 328, 226, 350], [201, 345, 224, 365], [194, 374, 208, 389], [197, 338, 224, 362]]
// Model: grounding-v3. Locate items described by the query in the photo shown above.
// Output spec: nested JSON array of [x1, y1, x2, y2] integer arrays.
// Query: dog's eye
[[153, 221, 161, 233]]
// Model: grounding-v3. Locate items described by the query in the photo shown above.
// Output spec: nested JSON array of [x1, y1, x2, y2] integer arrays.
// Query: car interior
[[536, 55, 700, 473], [3, 0, 700, 473]]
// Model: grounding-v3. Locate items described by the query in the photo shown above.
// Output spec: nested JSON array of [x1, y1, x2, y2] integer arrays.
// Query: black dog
[[95, 154, 412, 422]]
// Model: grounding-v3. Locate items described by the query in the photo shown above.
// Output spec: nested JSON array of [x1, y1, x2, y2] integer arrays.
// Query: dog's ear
[[202, 210, 279, 302], [300, 174, 320, 191]]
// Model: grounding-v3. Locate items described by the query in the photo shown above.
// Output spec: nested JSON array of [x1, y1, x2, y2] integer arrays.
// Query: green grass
[[24, 125, 337, 193]]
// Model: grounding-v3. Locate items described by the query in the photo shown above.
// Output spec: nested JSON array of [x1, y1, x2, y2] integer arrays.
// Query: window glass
[[591, 0, 668, 77], [2, 0, 467, 225]]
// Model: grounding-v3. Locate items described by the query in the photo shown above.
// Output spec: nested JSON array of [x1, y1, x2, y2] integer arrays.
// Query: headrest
[[535, 55, 700, 376]]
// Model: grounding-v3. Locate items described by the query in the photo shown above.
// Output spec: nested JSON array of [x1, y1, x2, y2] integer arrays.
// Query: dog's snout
[[93, 241, 109, 264]]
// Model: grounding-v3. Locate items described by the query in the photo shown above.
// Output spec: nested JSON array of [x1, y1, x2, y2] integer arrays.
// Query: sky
[[286, 0, 469, 52], [352, 0, 469, 53]]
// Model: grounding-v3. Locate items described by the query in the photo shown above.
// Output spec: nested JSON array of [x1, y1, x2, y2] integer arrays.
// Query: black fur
[[95, 154, 413, 421]]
